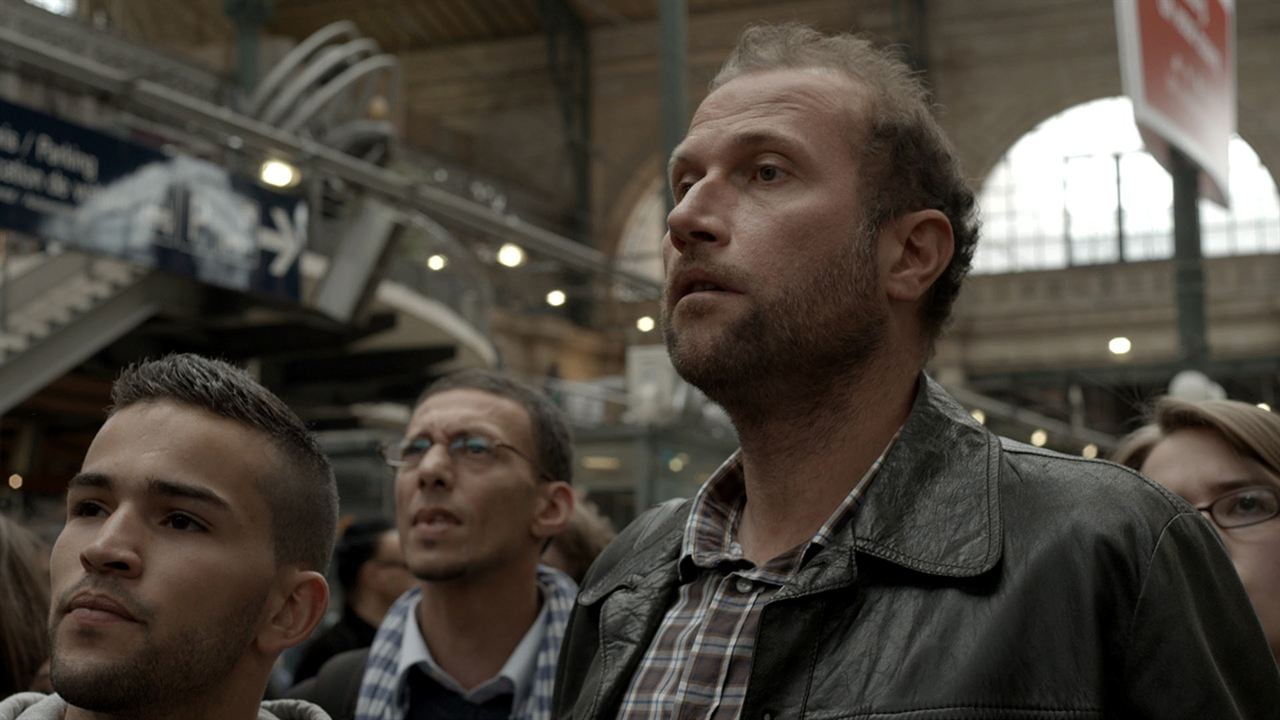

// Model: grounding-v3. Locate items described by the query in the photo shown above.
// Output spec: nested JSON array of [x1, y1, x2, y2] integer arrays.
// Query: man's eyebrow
[[667, 150, 688, 181], [406, 421, 501, 439], [148, 478, 233, 513], [668, 129, 805, 179], [732, 129, 805, 156], [68, 472, 111, 491]]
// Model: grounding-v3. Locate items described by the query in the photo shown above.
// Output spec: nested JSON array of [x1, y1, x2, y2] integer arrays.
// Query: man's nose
[[411, 443, 456, 492], [667, 178, 729, 254], [79, 509, 144, 579]]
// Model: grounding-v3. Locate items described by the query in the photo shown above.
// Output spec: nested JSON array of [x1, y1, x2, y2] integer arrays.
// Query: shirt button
[[735, 578, 753, 593]]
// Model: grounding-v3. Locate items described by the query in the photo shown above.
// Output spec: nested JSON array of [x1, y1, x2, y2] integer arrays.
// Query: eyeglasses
[[380, 433, 553, 482], [1194, 486, 1280, 530]]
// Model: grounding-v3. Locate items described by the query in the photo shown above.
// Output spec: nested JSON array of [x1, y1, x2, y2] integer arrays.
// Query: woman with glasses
[[1113, 398, 1280, 664]]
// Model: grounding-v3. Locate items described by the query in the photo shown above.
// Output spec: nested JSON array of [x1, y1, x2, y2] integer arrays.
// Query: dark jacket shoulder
[[286, 648, 368, 720], [577, 496, 690, 602]]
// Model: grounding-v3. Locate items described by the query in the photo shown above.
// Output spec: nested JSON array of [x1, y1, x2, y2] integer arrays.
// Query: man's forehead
[[78, 402, 270, 521], [674, 68, 869, 167], [408, 388, 530, 433], [690, 67, 867, 128]]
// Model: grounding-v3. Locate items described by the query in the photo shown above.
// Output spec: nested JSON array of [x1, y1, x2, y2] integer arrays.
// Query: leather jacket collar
[[581, 375, 1004, 606]]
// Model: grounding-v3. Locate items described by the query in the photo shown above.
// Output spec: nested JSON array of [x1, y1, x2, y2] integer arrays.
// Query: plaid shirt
[[617, 442, 894, 720], [355, 565, 577, 720]]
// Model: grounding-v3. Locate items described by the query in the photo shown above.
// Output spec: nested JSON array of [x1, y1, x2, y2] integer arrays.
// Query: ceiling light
[[581, 456, 622, 471], [1030, 429, 1048, 447], [259, 159, 299, 188], [636, 316, 655, 333], [497, 243, 526, 268], [7, 474, 21, 490], [970, 409, 986, 425], [668, 456, 685, 472], [1082, 443, 1099, 459], [427, 254, 447, 271], [546, 290, 567, 307], [1259, 403, 1272, 412], [1108, 336, 1132, 355]]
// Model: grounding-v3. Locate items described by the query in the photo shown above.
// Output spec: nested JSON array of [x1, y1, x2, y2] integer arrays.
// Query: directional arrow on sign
[[257, 205, 305, 277]]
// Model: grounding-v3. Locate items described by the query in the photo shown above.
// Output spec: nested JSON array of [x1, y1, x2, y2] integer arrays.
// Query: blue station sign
[[0, 97, 304, 300]]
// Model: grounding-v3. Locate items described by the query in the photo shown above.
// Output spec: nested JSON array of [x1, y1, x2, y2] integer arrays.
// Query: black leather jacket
[[554, 378, 1280, 719]]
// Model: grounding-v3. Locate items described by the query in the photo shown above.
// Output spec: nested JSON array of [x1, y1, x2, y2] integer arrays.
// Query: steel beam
[[658, 0, 687, 214], [537, 0, 591, 245], [1171, 147, 1209, 371], [224, 0, 274, 95], [0, 25, 663, 298]]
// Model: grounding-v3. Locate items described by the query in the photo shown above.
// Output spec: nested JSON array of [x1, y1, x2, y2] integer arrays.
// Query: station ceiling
[[81, 0, 786, 53]]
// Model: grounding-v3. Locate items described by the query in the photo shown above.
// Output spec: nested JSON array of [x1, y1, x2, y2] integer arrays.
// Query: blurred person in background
[[293, 518, 415, 684], [540, 493, 616, 584], [0, 515, 50, 695], [0, 354, 338, 719], [290, 369, 576, 720], [1113, 397, 1280, 664]]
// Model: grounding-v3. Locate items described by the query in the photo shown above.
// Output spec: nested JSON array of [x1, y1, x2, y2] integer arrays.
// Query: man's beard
[[49, 583, 268, 712], [662, 231, 887, 418]]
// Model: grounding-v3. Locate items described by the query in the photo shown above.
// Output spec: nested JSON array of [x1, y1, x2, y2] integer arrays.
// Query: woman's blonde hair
[[0, 515, 50, 694], [1112, 397, 1280, 479]]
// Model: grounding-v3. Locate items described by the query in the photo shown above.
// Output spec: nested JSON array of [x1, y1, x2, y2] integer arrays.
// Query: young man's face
[[394, 388, 563, 584], [48, 400, 281, 712], [661, 68, 889, 398]]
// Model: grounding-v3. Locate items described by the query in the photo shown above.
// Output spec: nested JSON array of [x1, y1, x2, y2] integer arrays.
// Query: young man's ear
[[880, 209, 955, 303], [531, 482, 575, 543], [256, 570, 329, 656]]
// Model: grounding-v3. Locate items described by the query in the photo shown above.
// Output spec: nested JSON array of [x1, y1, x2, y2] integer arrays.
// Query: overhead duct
[[248, 21, 399, 165], [310, 197, 404, 324]]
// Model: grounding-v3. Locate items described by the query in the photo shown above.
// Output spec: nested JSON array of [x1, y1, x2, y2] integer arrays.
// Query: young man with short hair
[[0, 353, 339, 720]]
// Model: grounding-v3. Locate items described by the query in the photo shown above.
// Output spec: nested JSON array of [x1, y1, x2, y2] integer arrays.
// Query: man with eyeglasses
[[290, 369, 577, 719]]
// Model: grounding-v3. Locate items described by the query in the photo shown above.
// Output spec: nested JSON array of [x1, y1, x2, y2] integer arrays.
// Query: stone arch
[[972, 96, 1280, 274], [599, 147, 665, 262], [952, 74, 1124, 189]]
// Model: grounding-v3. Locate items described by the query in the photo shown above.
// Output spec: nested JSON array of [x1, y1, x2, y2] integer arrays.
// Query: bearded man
[[552, 23, 1280, 719], [0, 354, 337, 720]]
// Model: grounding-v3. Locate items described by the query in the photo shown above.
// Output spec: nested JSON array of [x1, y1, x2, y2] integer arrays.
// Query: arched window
[[974, 97, 1280, 274], [615, 177, 666, 297]]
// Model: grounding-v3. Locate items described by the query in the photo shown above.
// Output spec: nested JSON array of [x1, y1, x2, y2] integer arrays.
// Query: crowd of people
[[2, 21, 1279, 720]]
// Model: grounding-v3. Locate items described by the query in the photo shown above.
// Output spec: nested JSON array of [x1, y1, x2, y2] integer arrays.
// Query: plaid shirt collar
[[354, 565, 578, 720], [680, 433, 899, 583]]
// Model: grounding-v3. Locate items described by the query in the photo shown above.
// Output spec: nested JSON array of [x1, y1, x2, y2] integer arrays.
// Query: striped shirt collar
[[396, 587, 549, 708], [355, 564, 577, 720]]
